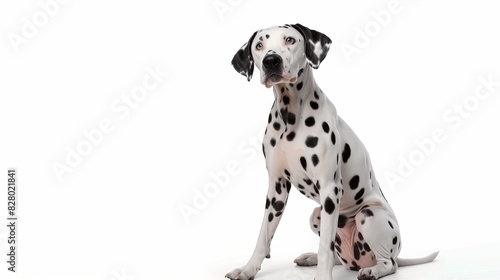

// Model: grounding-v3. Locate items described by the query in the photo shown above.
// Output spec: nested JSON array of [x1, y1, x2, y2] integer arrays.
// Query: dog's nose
[[262, 54, 283, 71]]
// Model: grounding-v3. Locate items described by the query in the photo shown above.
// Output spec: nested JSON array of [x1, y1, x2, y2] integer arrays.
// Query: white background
[[1, 0, 500, 279]]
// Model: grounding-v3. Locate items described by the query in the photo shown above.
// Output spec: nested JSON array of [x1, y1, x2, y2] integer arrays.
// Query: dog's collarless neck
[[272, 66, 325, 127]]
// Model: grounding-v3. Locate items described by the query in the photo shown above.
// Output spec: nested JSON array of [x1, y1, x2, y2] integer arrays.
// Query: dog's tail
[[396, 251, 439, 267]]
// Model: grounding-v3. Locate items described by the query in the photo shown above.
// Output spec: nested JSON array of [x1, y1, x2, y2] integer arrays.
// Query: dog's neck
[[272, 65, 324, 127]]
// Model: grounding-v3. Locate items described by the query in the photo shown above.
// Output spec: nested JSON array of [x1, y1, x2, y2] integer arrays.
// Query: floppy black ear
[[291, 23, 332, 69], [231, 31, 257, 81]]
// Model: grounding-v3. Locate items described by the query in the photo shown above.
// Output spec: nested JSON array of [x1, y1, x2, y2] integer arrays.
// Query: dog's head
[[231, 24, 332, 88]]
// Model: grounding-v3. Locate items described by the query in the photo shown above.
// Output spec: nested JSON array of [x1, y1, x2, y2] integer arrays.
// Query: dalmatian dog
[[225, 24, 438, 280]]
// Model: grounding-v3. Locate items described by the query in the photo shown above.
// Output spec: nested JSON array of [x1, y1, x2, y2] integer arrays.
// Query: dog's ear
[[291, 23, 332, 69], [231, 31, 258, 81]]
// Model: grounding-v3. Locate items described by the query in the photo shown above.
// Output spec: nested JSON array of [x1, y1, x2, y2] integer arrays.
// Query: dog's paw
[[357, 268, 377, 280], [294, 252, 318, 266], [225, 265, 259, 280]]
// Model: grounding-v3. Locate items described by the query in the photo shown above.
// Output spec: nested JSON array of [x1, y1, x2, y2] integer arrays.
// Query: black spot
[[296, 82, 303, 91], [324, 197, 335, 214], [305, 136, 318, 148], [262, 144, 266, 157], [314, 91, 319, 99], [265, 197, 270, 209], [270, 138, 276, 147], [304, 178, 313, 185], [300, 156, 307, 170], [298, 68, 304, 77], [286, 131, 296, 141], [266, 34, 270, 39], [313, 185, 319, 195], [354, 244, 360, 260], [279, 110, 287, 123], [335, 234, 342, 245], [342, 143, 351, 163], [310, 101, 319, 110], [283, 95, 290, 105], [349, 175, 360, 190], [393, 236, 398, 245], [330, 241, 335, 251], [331, 132, 336, 145], [335, 245, 342, 253], [356, 241, 363, 250], [273, 200, 284, 211], [364, 243, 371, 252], [354, 188, 365, 200], [361, 219, 365, 225], [273, 122, 281, 131], [275, 211, 283, 217], [322, 122, 330, 133], [284, 169, 290, 177], [305, 117, 315, 127], [361, 208, 374, 217], [259, 36, 263, 41], [275, 182, 282, 195], [391, 258, 396, 266], [356, 199, 364, 205], [268, 213, 274, 222], [287, 112, 296, 125], [338, 215, 347, 228], [297, 184, 304, 189], [311, 154, 319, 166], [388, 221, 394, 229], [358, 232, 364, 241], [285, 181, 291, 193], [281, 86, 285, 94], [268, 113, 272, 123], [300, 190, 305, 195], [334, 186, 338, 195]]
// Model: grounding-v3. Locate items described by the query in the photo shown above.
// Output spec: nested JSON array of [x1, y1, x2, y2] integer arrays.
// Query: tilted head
[[232, 24, 332, 88]]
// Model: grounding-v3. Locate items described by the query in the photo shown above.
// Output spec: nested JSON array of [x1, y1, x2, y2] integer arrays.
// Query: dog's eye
[[285, 37, 296, 45], [256, 42, 263, 50]]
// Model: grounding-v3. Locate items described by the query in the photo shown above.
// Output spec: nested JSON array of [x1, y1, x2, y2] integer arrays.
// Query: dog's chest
[[263, 99, 337, 201]]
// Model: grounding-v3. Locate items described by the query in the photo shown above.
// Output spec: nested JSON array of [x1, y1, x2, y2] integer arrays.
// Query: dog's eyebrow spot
[[266, 34, 270, 39]]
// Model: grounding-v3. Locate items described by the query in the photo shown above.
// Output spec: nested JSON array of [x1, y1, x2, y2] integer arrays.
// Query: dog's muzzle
[[261, 53, 298, 87], [263, 54, 283, 72], [263, 54, 283, 77]]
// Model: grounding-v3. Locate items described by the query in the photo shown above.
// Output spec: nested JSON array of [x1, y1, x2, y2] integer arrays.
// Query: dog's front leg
[[225, 177, 291, 280], [315, 179, 343, 280]]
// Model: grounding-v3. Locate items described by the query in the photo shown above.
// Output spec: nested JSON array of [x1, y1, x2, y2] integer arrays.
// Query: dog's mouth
[[264, 73, 297, 88]]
